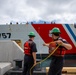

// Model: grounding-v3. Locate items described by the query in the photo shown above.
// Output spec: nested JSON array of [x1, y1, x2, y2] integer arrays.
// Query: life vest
[[24, 41, 32, 55], [49, 40, 66, 56]]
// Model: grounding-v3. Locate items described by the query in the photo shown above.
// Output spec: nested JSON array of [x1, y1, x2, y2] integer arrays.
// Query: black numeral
[[0, 33, 11, 39], [7, 33, 11, 38]]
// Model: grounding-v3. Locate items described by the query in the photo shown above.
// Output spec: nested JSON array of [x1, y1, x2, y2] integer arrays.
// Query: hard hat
[[50, 27, 61, 34], [28, 32, 35, 37]]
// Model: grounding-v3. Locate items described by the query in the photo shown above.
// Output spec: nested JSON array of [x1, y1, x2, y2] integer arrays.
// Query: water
[[38, 59, 76, 67]]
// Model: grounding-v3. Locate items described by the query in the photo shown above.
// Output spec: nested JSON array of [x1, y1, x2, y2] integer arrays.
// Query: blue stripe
[[65, 24, 76, 42]]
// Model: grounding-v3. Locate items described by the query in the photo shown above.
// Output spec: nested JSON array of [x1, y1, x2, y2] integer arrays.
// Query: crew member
[[22, 32, 37, 75], [43, 27, 72, 75]]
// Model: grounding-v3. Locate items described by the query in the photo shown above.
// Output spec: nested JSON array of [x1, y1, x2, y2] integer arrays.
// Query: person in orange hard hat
[[22, 32, 37, 75], [43, 27, 72, 75]]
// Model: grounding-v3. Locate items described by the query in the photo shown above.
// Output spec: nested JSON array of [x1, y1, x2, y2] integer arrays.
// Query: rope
[[30, 42, 61, 75]]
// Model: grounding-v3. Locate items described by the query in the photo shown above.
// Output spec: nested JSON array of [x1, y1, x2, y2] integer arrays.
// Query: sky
[[0, 0, 76, 24]]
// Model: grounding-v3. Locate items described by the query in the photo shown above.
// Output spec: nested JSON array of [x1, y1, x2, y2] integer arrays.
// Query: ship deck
[[6, 67, 76, 75], [5, 54, 76, 75], [5, 59, 76, 75]]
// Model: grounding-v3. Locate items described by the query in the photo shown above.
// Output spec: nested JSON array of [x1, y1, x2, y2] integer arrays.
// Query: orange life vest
[[24, 41, 32, 55], [49, 42, 66, 56]]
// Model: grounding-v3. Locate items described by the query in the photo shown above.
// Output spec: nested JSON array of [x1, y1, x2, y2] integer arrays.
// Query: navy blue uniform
[[22, 39, 37, 75]]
